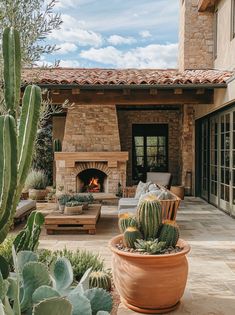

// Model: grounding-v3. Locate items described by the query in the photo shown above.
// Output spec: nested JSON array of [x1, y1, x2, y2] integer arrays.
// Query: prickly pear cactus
[[123, 227, 142, 248], [158, 220, 180, 248], [89, 271, 112, 292], [0, 27, 41, 244], [136, 197, 162, 240], [118, 213, 138, 234]]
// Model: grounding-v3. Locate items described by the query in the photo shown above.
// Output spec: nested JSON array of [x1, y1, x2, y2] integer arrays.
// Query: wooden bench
[[45, 203, 101, 235]]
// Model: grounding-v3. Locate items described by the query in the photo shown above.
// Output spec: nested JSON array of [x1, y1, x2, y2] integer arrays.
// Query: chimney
[[178, 0, 214, 71]]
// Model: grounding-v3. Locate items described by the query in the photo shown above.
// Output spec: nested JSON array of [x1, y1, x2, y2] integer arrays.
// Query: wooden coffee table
[[45, 204, 101, 235]]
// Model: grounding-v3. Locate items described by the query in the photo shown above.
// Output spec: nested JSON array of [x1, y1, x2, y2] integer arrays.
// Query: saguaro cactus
[[0, 27, 41, 243]]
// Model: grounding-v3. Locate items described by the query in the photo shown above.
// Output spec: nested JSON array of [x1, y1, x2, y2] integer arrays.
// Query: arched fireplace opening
[[77, 168, 108, 193]]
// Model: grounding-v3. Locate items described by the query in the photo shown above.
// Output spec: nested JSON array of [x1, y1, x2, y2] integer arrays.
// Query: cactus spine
[[0, 27, 41, 243], [123, 227, 142, 248], [136, 197, 162, 240], [118, 213, 138, 233], [53, 138, 62, 152], [158, 220, 180, 248], [89, 271, 112, 292]]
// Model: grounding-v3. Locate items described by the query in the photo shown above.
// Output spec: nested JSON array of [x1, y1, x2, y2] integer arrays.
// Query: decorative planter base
[[122, 298, 180, 314]]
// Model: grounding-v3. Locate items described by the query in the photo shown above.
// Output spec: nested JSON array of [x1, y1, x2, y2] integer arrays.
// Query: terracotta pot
[[109, 235, 190, 314], [28, 189, 47, 201]]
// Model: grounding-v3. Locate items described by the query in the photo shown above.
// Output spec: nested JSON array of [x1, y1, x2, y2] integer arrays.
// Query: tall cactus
[[0, 27, 41, 243]]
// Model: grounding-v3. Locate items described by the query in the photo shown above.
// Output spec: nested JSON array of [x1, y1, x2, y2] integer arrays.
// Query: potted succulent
[[64, 201, 84, 215], [57, 194, 71, 213], [74, 194, 94, 210], [109, 197, 190, 314], [25, 169, 48, 201]]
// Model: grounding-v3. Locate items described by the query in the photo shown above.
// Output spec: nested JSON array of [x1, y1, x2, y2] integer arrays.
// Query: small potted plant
[[74, 193, 94, 210], [57, 194, 71, 213], [25, 169, 48, 201], [109, 196, 190, 314], [64, 201, 84, 215]]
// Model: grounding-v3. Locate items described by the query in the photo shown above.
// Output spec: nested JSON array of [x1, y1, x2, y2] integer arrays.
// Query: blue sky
[[44, 0, 179, 68]]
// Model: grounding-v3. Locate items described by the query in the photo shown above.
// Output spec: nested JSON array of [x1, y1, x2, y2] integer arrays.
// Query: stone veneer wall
[[178, 0, 214, 70], [63, 105, 121, 152], [180, 105, 195, 190], [117, 109, 183, 186]]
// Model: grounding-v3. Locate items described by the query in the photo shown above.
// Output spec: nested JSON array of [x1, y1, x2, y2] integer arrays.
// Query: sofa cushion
[[15, 199, 36, 219]]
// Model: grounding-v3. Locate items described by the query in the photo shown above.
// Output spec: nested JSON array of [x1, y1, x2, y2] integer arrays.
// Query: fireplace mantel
[[55, 152, 128, 168]]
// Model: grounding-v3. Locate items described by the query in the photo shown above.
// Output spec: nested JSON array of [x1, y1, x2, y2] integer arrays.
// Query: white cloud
[[55, 43, 77, 55], [139, 30, 152, 38], [59, 59, 80, 67], [49, 14, 103, 47], [80, 43, 178, 68], [57, 0, 95, 8], [107, 35, 136, 46]]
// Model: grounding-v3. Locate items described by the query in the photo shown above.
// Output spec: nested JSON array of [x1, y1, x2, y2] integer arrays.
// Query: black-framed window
[[132, 124, 168, 182], [231, 0, 235, 39], [214, 9, 218, 59]]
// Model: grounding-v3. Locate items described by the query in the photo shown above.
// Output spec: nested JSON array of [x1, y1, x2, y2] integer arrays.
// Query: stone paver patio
[[18, 198, 235, 314]]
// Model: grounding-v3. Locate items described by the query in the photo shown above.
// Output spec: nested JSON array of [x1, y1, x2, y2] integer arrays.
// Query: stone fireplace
[[55, 105, 128, 194]]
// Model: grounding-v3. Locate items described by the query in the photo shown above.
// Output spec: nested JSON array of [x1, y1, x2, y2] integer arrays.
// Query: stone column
[[181, 105, 195, 193]]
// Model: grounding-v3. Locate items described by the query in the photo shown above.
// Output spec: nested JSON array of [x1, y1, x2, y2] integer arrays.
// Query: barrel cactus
[[118, 213, 138, 234], [136, 197, 162, 240], [158, 220, 180, 248], [0, 27, 41, 243], [123, 227, 142, 248], [53, 138, 62, 152], [89, 271, 112, 292], [13, 211, 45, 252]]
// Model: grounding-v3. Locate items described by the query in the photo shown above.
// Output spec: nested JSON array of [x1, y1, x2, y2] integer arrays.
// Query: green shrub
[[38, 248, 104, 281], [0, 235, 15, 267], [25, 169, 48, 189]]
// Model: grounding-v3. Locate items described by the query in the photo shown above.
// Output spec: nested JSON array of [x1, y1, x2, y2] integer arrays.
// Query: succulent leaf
[[32, 297, 72, 315], [52, 257, 73, 292], [84, 288, 113, 315], [67, 293, 92, 315], [32, 286, 60, 305]]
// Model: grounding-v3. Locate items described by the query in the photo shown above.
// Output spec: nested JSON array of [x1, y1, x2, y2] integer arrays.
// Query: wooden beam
[[174, 88, 183, 95], [198, 0, 216, 12], [72, 88, 80, 95], [47, 88, 215, 105], [52, 89, 60, 95], [123, 88, 130, 96], [150, 88, 158, 95], [96, 90, 104, 95], [196, 88, 205, 95]]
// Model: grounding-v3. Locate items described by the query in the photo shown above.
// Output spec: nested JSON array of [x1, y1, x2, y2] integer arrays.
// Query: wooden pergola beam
[[198, 0, 216, 12], [47, 88, 215, 105]]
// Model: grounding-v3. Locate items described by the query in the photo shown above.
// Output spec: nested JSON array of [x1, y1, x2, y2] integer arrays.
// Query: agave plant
[[0, 27, 41, 243], [0, 248, 112, 315]]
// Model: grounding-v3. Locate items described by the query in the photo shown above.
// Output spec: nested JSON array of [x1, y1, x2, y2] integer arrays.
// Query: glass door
[[201, 121, 209, 200], [132, 124, 168, 182], [219, 113, 232, 213], [231, 111, 235, 215], [210, 116, 219, 205]]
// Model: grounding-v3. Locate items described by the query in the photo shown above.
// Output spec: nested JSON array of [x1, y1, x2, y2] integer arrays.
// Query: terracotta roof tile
[[22, 68, 233, 86]]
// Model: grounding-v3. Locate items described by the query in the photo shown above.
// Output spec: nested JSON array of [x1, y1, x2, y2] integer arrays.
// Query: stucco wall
[[214, 0, 235, 70], [194, 79, 235, 119]]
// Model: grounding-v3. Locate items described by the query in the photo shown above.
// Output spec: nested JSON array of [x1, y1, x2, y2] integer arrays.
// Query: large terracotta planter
[[109, 235, 190, 314]]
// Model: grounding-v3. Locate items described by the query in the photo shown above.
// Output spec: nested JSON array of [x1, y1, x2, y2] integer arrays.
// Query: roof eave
[[34, 83, 228, 90]]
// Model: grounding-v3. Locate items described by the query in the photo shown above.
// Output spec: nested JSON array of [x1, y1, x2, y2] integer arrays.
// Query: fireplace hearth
[[77, 168, 107, 193]]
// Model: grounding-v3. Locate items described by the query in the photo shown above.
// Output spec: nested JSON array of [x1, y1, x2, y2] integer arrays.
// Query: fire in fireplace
[[77, 169, 107, 193]]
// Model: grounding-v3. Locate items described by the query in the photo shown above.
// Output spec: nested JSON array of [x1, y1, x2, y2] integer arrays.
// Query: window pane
[[135, 147, 144, 156], [135, 137, 143, 146], [147, 137, 157, 146]]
